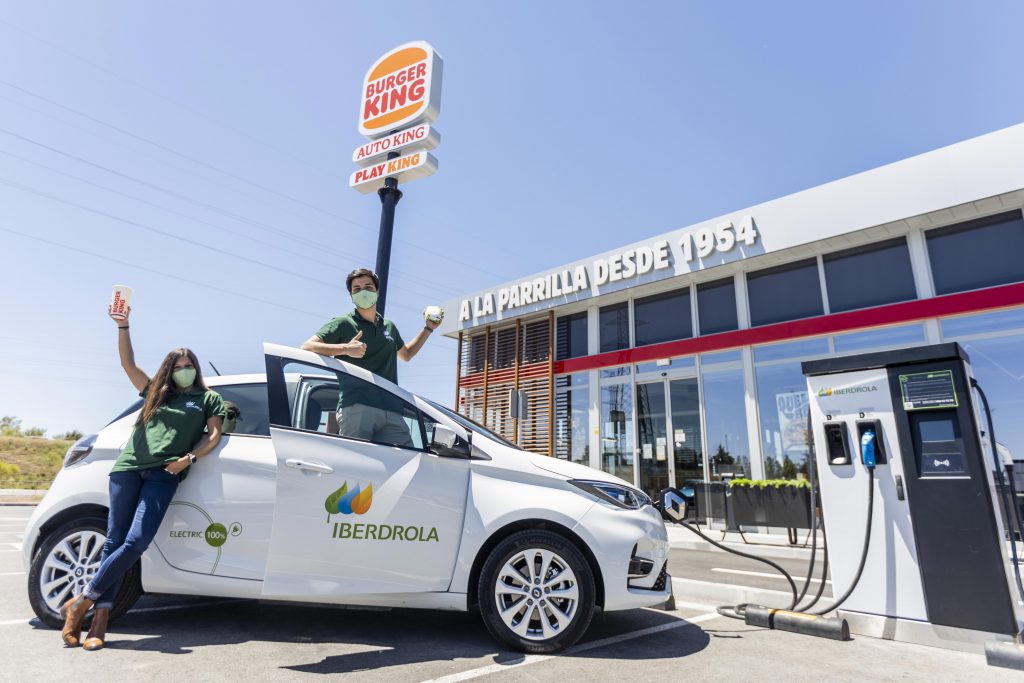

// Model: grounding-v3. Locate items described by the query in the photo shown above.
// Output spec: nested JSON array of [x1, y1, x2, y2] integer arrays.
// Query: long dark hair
[[137, 348, 208, 426]]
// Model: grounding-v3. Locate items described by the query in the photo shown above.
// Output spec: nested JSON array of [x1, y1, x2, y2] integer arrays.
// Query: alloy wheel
[[39, 530, 104, 612], [493, 548, 580, 641]]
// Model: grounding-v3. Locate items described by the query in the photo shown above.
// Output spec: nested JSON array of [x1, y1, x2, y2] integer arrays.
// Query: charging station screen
[[899, 370, 959, 411]]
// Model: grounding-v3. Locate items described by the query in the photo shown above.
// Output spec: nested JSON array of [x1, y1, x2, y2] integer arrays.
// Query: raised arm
[[109, 305, 149, 392]]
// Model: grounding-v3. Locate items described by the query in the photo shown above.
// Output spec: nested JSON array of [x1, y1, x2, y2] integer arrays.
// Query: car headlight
[[569, 479, 652, 510], [64, 434, 97, 468]]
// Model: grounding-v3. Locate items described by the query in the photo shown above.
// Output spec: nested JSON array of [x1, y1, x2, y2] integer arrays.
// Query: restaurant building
[[438, 124, 1024, 498]]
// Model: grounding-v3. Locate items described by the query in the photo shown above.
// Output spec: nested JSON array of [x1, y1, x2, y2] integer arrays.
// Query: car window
[[214, 383, 271, 436], [106, 399, 143, 426], [280, 360, 425, 451], [425, 399, 518, 449]]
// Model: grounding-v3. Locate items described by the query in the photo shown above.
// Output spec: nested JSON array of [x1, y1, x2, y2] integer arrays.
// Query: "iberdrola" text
[[332, 522, 439, 542]]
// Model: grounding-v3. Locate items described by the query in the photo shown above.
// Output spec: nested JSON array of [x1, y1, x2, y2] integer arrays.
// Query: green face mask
[[352, 289, 378, 310], [172, 367, 197, 389]]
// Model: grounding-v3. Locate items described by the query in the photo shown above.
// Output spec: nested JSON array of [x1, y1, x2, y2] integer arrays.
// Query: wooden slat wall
[[457, 315, 553, 455]]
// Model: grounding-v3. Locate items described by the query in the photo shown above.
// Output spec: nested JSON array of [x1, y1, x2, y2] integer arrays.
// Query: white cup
[[110, 285, 133, 319], [423, 305, 444, 324]]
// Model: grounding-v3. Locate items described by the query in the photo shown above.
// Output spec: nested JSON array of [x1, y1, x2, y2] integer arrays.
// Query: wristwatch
[[186, 452, 197, 465]]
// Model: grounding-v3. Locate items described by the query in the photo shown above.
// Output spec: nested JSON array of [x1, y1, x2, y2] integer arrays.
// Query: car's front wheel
[[27, 517, 142, 629], [478, 529, 596, 653]]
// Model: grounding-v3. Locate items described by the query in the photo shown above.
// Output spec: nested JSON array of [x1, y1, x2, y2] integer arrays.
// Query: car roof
[[205, 373, 266, 386]]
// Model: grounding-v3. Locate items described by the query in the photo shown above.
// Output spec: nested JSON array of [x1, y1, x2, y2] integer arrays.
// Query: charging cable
[[972, 379, 1024, 639]]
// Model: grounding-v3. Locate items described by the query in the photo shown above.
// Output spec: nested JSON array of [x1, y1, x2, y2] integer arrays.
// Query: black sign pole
[[373, 149, 402, 316]]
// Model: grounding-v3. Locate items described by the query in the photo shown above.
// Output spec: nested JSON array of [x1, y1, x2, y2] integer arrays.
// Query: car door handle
[[285, 459, 334, 474]]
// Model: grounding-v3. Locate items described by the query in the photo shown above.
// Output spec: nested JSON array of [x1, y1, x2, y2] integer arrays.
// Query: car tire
[[27, 517, 142, 630], [478, 529, 596, 654]]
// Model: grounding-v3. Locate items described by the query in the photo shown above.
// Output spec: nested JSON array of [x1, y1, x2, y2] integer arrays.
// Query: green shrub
[[727, 478, 810, 490], [0, 461, 22, 478]]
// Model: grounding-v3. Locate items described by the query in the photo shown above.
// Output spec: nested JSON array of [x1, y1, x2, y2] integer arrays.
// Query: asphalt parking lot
[[0, 505, 1015, 682]]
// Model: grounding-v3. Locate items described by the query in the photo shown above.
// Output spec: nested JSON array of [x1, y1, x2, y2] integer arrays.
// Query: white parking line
[[5, 543, 22, 550], [711, 567, 831, 584], [422, 611, 723, 683], [0, 571, 25, 576], [0, 598, 245, 628]]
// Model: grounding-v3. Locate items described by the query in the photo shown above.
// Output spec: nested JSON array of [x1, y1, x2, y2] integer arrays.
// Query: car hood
[[525, 451, 632, 486]]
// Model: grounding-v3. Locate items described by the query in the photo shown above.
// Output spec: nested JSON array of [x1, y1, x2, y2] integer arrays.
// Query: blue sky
[[2, 1, 1022, 435]]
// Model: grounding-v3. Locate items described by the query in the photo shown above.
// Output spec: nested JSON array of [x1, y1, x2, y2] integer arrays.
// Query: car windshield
[[425, 399, 519, 449]]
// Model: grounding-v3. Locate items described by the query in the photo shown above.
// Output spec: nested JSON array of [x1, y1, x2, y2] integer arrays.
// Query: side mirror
[[430, 424, 472, 459]]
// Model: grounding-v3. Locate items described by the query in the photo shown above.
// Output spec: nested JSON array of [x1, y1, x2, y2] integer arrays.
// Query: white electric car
[[23, 344, 670, 653]]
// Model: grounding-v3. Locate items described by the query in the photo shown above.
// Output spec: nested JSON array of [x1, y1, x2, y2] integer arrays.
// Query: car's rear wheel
[[27, 517, 142, 629], [478, 529, 596, 653]]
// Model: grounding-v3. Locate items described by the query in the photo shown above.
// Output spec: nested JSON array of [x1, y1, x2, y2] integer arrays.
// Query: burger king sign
[[359, 41, 443, 138]]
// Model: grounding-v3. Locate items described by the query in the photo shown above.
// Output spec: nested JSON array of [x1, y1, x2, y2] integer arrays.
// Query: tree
[[781, 455, 797, 480], [55, 430, 84, 441], [712, 444, 734, 466], [24, 427, 46, 438], [0, 416, 21, 437]]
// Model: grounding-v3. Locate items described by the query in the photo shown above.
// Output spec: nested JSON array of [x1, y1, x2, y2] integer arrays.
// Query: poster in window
[[776, 391, 810, 456]]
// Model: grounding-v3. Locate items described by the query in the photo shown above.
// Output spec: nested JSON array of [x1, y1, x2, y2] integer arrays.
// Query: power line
[[0, 146, 458, 299], [0, 75, 509, 282], [1, 225, 331, 320], [0, 175, 345, 291], [0, 119, 461, 298]]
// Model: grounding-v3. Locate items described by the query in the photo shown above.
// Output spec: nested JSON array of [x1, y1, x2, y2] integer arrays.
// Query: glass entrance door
[[669, 378, 704, 489], [636, 382, 669, 497], [636, 377, 704, 498]]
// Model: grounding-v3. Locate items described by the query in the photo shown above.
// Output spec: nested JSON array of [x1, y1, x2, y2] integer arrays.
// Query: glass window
[[927, 211, 1024, 296], [702, 367, 751, 480], [823, 238, 917, 312], [940, 307, 1024, 338], [600, 366, 632, 380], [701, 349, 742, 365], [753, 337, 830, 363], [600, 383, 634, 482], [635, 356, 695, 375], [755, 362, 811, 480], [670, 378, 703, 485], [833, 324, 926, 353], [280, 360, 424, 450], [554, 374, 590, 465], [556, 312, 588, 361], [634, 289, 692, 346], [697, 277, 739, 335], [747, 259, 824, 327], [214, 383, 270, 436], [941, 333, 1024, 462], [599, 302, 630, 352]]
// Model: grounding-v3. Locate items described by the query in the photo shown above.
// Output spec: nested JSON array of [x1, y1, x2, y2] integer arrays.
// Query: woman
[[60, 304, 226, 650]]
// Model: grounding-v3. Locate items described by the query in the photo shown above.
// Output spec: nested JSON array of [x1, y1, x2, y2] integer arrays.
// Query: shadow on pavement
[[49, 597, 711, 675]]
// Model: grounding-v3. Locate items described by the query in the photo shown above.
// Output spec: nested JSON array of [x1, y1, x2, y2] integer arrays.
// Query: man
[[301, 268, 442, 445]]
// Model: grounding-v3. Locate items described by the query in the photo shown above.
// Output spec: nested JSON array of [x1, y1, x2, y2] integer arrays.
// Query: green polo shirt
[[316, 310, 405, 409], [112, 385, 227, 473]]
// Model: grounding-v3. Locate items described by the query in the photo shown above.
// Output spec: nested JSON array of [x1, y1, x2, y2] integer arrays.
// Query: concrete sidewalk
[[0, 489, 46, 505]]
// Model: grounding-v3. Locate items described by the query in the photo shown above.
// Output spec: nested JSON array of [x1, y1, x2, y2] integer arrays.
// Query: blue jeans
[[84, 467, 179, 609]]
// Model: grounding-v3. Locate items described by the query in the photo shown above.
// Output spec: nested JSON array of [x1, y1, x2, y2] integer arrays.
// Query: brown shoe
[[59, 595, 93, 647], [83, 608, 109, 651]]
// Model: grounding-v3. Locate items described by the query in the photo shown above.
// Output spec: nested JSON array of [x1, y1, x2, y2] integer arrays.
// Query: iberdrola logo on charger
[[323, 481, 439, 543], [818, 385, 878, 397]]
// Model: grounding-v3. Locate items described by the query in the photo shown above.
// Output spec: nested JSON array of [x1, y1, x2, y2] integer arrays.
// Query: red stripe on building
[[549, 282, 1024, 375]]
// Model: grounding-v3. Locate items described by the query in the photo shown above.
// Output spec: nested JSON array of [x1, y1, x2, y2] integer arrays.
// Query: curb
[[671, 577, 822, 609], [669, 537, 821, 561]]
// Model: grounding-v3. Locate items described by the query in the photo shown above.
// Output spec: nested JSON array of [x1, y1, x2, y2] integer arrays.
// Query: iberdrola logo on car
[[324, 481, 439, 543], [324, 481, 374, 520]]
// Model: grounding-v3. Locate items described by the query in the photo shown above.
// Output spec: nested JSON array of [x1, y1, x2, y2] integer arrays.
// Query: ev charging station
[[803, 342, 1024, 654]]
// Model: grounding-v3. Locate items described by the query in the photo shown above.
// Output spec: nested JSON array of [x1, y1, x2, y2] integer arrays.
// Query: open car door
[[261, 343, 471, 601]]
